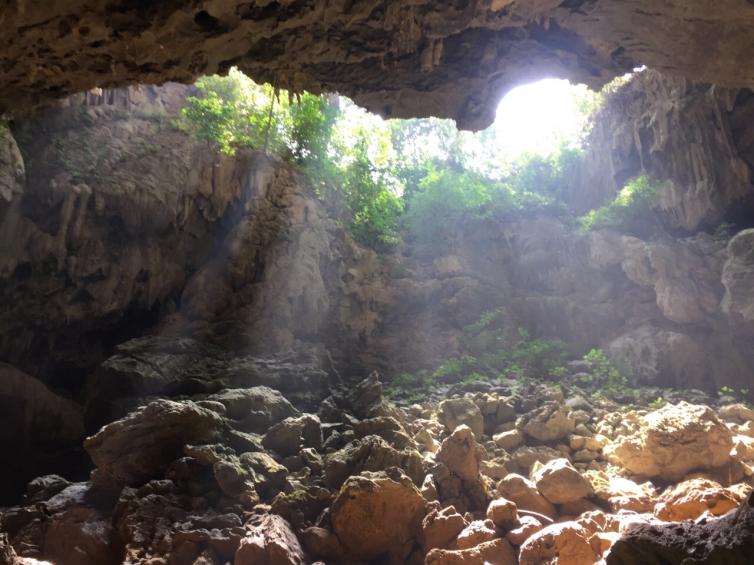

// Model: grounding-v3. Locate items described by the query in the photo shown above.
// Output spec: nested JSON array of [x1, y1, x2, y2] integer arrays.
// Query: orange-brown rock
[[653, 479, 746, 522], [422, 506, 467, 553], [519, 522, 598, 565], [425, 538, 516, 565], [235, 514, 305, 565], [330, 469, 426, 561]]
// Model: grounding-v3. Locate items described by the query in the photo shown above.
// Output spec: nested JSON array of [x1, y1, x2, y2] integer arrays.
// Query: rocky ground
[[2, 366, 754, 565]]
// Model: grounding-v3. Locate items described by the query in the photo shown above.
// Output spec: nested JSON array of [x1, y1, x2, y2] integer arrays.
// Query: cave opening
[[2, 5, 754, 563]]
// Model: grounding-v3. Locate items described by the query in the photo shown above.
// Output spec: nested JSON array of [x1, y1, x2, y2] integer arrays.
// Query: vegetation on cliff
[[180, 69, 610, 247]]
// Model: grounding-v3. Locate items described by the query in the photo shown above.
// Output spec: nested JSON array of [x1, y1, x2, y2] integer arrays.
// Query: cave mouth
[[2, 60, 754, 562]]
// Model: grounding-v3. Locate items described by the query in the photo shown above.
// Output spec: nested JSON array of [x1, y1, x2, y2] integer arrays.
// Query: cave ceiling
[[2, 0, 754, 129]]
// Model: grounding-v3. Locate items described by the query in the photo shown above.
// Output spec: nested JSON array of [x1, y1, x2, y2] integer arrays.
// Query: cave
[[2, 2, 754, 564]]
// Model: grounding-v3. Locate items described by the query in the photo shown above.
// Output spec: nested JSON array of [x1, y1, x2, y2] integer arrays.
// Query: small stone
[[455, 519, 497, 550], [533, 458, 594, 504], [486, 497, 518, 529]]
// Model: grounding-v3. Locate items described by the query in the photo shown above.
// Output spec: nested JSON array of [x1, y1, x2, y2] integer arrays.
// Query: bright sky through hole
[[493, 78, 592, 160]]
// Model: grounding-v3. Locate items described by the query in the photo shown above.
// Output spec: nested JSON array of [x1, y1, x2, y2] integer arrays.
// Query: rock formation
[[5, 2, 754, 130], [1, 372, 752, 564]]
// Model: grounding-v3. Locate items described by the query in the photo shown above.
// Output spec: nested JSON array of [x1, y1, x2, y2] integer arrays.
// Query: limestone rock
[[422, 506, 467, 552], [438, 398, 484, 438], [455, 519, 497, 550], [493, 429, 523, 452], [211, 387, 299, 432], [84, 399, 223, 484], [436, 425, 483, 483], [604, 402, 733, 481], [486, 497, 518, 530], [722, 229, 754, 324], [496, 474, 557, 520], [330, 469, 425, 561], [653, 479, 744, 522], [519, 522, 598, 565], [720, 403, 754, 423], [425, 538, 516, 565], [235, 514, 305, 565], [533, 458, 594, 505], [43, 506, 117, 565], [520, 402, 576, 443], [300, 527, 342, 561], [323, 435, 423, 489], [506, 515, 544, 546], [0, 125, 24, 202], [605, 492, 754, 564]]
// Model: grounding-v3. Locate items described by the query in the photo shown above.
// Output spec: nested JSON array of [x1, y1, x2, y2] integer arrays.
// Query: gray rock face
[[0, 363, 85, 503], [4, 1, 754, 131], [84, 399, 223, 484], [722, 229, 754, 325]]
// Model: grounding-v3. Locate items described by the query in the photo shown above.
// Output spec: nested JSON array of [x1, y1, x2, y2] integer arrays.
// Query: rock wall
[[4, 1, 754, 130], [573, 70, 754, 232], [2, 73, 754, 498]]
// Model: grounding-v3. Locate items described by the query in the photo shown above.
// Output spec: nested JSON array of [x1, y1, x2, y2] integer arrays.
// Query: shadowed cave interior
[[3, 2, 754, 565]]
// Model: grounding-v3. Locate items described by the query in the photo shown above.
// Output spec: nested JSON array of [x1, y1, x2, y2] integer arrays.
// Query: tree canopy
[[180, 68, 649, 248]]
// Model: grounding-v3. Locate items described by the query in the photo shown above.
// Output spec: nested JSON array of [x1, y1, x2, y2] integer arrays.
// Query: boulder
[[533, 458, 594, 504], [506, 515, 544, 546], [605, 491, 754, 564], [425, 538, 517, 565], [604, 402, 733, 481], [43, 506, 117, 565], [211, 387, 299, 432], [438, 398, 484, 438], [520, 402, 576, 443], [455, 520, 497, 550], [493, 429, 523, 451], [262, 414, 321, 456], [301, 527, 343, 560], [323, 435, 423, 489], [235, 514, 305, 565], [486, 497, 518, 530], [84, 400, 223, 484], [507, 446, 562, 475], [519, 522, 598, 565], [496, 474, 557, 520], [436, 425, 482, 483], [422, 506, 467, 552], [719, 403, 754, 423], [330, 469, 425, 561], [653, 479, 744, 521]]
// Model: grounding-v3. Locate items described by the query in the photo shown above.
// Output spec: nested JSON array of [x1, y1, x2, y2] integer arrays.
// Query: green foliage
[[485, 328, 567, 381], [339, 135, 404, 247], [648, 396, 666, 409], [403, 147, 577, 248], [717, 385, 751, 403], [575, 349, 629, 395], [182, 70, 400, 248], [577, 175, 662, 233]]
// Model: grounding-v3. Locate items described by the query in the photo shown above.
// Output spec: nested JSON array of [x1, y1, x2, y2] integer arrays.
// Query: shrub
[[576, 348, 628, 394], [577, 175, 661, 233]]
